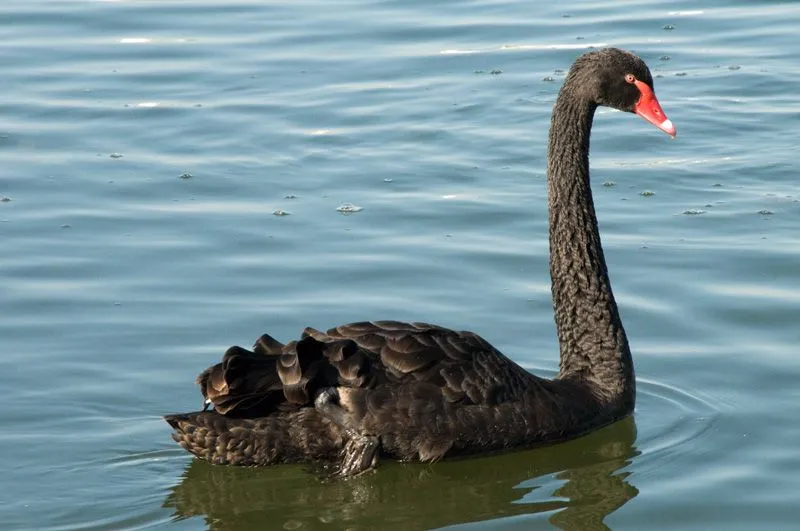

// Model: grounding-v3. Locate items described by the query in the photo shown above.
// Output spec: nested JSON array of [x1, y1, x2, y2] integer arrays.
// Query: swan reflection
[[164, 417, 638, 530]]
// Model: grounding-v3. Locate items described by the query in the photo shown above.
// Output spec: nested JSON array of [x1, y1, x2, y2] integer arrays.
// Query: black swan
[[165, 48, 676, 476]]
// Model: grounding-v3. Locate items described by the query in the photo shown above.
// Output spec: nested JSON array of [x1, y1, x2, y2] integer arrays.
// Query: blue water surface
[[2, 1, 799, 529]]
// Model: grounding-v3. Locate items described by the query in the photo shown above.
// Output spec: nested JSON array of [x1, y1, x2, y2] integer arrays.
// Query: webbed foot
[[338, 434, 380, 477], [314, 387, 380, 477], [314, 387, 358, 431]]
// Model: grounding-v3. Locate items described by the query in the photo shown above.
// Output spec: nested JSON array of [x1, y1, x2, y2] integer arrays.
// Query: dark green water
[[2, 0, 799, 529]]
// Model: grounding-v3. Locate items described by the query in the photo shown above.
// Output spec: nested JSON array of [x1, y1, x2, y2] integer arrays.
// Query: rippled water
[[2, 0, 799, 529]]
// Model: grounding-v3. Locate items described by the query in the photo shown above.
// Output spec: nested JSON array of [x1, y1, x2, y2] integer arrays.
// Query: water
[[2, 0, 799, 529]]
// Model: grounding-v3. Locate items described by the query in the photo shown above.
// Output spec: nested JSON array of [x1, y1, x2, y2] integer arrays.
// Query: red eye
[[625, 74, 636, 84]]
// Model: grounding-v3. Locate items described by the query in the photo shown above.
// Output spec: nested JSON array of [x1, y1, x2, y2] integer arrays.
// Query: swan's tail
[[164, 409, 344, 466], [165, 411, 261, 465], [165, 328, 366, 466]]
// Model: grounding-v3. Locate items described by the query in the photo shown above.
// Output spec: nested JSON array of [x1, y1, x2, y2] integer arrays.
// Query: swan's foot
[[314, 387, 380, 477], [338, 434, 379, 477], [314, 387, 358, 431]]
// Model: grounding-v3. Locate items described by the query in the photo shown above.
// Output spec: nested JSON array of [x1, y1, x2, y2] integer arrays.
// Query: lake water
[[2, 0, 799, 529]]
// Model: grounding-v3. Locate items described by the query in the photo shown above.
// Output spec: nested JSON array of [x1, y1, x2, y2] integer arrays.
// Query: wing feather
[[196, 320, 532, 419]]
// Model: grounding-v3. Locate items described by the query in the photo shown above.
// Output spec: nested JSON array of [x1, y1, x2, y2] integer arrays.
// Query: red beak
[[632, 79, 676, 138]]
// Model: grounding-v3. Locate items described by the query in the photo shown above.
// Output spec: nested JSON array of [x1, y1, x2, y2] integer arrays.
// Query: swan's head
[[567, 48, 676, 138]]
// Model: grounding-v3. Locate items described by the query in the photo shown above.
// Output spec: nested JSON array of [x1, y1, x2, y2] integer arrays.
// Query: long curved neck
[[546, 88, 635, 409]]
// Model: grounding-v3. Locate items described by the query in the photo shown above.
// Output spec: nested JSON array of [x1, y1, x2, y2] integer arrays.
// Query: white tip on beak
[[660, 119, 677, 138]]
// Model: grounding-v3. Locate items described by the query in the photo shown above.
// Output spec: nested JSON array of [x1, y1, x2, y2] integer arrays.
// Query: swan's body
[[165, 48, 675, 475]]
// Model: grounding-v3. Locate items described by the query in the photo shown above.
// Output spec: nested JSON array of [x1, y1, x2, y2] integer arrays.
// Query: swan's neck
[[546, 91, 635, 409]]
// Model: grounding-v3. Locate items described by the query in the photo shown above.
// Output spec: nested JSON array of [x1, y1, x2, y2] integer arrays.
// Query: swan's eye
[[624, 74, 636, 84]]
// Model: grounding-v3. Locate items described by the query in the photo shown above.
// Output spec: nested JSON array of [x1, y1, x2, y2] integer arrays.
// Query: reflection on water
[[164, 418, 638, 530]]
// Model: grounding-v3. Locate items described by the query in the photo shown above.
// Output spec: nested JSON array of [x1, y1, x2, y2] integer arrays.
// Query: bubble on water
[[110, 153, 123, 159], [489, 69, 503, 75], [602, 181, 616, 187], [284, 194, 297, 199], [758, 209, 774, 216], [0, 196, 10, 202], [683, 209, 706, 215], [675, 72, 688, 77], [640, 190, 655, 197], [336, 203, 363, 214], [383, 178, 393, 183], [179, 172, 193, 180], [273, 209, 290, 216], [663, 24, 676, 30], [61, 223, 72, 229], [542, 76, 555, 82], [660, 55, 671, 61], [728, 65, 741, 71]]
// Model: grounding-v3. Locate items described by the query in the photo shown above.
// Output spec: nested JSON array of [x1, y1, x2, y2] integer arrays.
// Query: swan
[[165, 48, 676, 476]]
